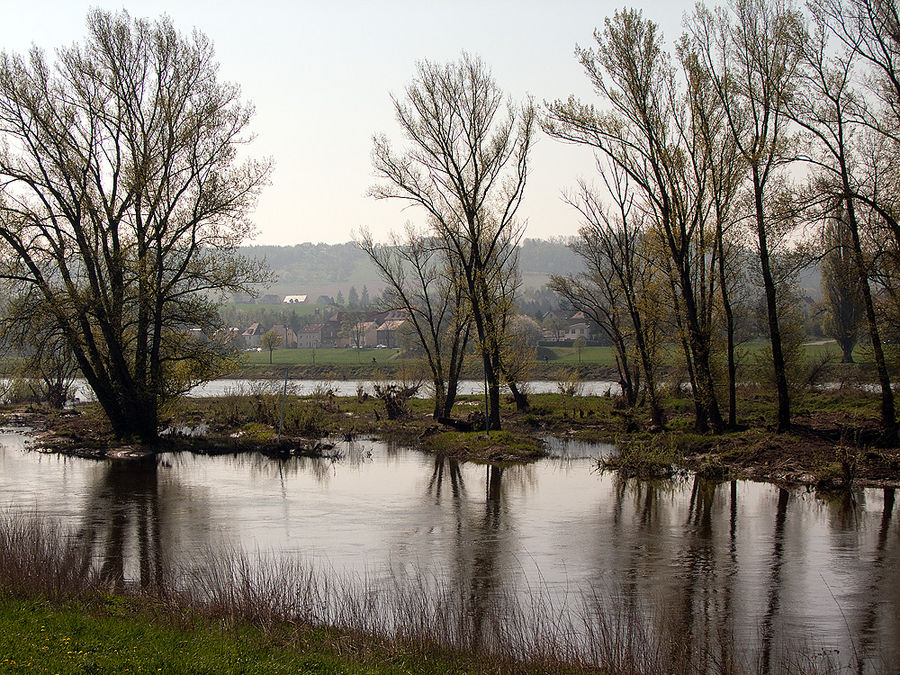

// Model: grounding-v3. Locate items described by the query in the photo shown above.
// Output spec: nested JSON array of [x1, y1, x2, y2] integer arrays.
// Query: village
[[225, 292, 596, 353]]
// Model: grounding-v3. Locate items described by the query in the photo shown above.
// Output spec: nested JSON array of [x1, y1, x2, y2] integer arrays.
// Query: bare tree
[[681, 41, 748, 428], [0, 292, 79, 408], [371, 54, 535, 431], [550, 164, 665, 428], [357, 224, 470, 420], [502, 314, 541, 410], [821, 209, 864, 363], [0, 11, 270, 442], [815, 0, 900, 143], [793, 2, 897, 442], [690, 0, 803, 432], [545, 10, 724, 432]]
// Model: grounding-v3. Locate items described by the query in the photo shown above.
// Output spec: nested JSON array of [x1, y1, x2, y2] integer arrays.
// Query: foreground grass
[[0, 596, 336, 674], [0, 515, 602, 674], [0, 596, 482, 674], [0, 514, 854, 675]]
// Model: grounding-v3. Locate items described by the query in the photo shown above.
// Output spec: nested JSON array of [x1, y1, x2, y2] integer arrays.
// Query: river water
[[57, 377, 622, 401], [0, 431, 896, 671]]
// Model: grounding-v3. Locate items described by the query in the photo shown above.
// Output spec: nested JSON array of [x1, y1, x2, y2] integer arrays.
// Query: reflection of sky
[[0, 433, 896, 669]]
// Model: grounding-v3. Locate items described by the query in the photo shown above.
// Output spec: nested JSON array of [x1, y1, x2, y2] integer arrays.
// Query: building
[[565, 322, 591, 340], [297, 323, 323, 349], [376, 319, 408, 349], [241, 322, 265, 348], [354, 321, 379, 348], [218, 327, 247, 350]]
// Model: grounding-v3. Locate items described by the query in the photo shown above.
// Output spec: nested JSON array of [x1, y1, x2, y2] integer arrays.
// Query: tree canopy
[[0, 10, 270, 442]]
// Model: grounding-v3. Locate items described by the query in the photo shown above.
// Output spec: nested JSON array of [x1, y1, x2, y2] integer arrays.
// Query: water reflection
[[76, 459, 166, 591], [420, 457, 510, 649], [759, 487, 789, 674], [0, 435, 898, 670]]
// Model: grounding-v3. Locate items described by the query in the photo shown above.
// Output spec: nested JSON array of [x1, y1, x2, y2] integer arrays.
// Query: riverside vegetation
[[9, 370, 900, 489]]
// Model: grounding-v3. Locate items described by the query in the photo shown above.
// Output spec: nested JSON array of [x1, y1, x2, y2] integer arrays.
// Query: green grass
[[226, 302, 324, 316], [423, 430, 545, 460], [541, 340, 848, 367], [242, 347, 403, 367], [0, 595, 468, 674], [539, 345, 619, 366]]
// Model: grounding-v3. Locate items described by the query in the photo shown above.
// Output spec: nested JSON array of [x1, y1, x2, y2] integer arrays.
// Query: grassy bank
[[0, 596, 386, 674], [0, 515, 855, 674]]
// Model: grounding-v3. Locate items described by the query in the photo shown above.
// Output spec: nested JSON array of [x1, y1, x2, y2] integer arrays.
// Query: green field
[[540, 345, 619, 366], [0, 596, 473, 674]]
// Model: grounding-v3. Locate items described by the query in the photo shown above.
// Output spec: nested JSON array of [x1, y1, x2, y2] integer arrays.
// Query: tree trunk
[[432, 377, 447, 421], [844, 195, 897, 445], [716, 220, 738, 428], [752, 168, 790, 432], [839, 340, 855, 364], [670, 269, 723, 432], [508, 380, 529, 412]]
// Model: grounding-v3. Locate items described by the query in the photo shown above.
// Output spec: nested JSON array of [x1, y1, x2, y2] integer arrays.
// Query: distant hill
[[238, 238, 580, 300], [238, 238, 824, 304]]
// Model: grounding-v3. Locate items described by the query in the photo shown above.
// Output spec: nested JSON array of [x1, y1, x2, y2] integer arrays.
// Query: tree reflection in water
[[75, 458, 165, 592], [422, 456, 512, 651], [820, 487, 897, 673], [74, 457, 213, 594], [759, 487, 789, 674], [2, 435, 897, 671]]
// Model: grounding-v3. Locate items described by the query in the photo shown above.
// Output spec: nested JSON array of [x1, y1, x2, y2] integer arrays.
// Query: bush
[[598, 438, 683, 479], [373, 383, 419, 420]]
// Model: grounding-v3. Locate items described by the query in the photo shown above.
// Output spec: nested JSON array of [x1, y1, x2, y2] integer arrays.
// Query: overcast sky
[[0, 1, 691, 245]]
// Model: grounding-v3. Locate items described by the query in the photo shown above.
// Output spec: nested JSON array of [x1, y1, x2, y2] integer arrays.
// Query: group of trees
[[365, 54, 536, 430], [360, 0, 900, 442], [544, 0, 899, 443], [2, 4, 898, 444]]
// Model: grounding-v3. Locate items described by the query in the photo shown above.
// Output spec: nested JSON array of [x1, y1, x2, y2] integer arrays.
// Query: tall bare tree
[[545, 10, 725, 432], [681, 42, 748, 428], [0, 11, 270, 442], [371, 54, 535, 431], [550, 164, 665, 428], [357, 225, 470, 420], [794, 2, 897, 443], [691, 0, 803, 432], [821, 208, 864, 364]]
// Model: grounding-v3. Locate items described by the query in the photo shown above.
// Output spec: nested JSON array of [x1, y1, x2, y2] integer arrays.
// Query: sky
[[0, 1, 691, 245]]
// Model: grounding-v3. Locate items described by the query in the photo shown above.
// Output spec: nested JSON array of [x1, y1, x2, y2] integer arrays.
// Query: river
[[52, 377, 621, 402], [0, 431, 896, 671]]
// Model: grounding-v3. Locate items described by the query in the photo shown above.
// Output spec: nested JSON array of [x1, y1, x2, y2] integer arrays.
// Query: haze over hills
[[239, 238, 823, 304], [239, 238, 582, 300]]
